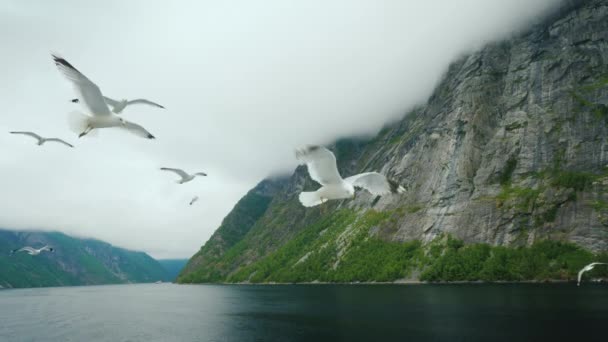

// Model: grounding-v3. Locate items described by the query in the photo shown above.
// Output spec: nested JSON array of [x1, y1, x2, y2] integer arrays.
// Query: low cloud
[[0, 0, 563, 258]]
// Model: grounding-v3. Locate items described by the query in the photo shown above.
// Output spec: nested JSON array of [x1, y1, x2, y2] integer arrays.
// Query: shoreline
[[179, 278, 608, 286], [2, 279, 607, 290]]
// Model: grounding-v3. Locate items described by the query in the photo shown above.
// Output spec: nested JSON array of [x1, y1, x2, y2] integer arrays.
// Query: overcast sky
[[0, 0, 562, 259]]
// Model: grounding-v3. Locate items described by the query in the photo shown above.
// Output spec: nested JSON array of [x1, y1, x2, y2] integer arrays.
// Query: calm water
[[0, 283, 606, 341]]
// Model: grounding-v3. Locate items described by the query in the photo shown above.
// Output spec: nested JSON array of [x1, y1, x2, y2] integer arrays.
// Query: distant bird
[[160, 168, 208, 184], [190, 196, 199, 206], [11, 245, 54, 256], [295, 145, 405, 207], [72, 96, 164, 114], [10, 131, 73, 148], [577, 262, 608, 286], [52, 54, 155, 139]]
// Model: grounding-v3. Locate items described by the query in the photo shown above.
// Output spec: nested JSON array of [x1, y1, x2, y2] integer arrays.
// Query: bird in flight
[[577, 262, 608, 286], [71, 97, 164, 114], [295, 145, 405, 207], [52, 54, 156, 139], [10, 131, 73, 148], [11, 245, 54, 256], [160, 168, 208, 184]]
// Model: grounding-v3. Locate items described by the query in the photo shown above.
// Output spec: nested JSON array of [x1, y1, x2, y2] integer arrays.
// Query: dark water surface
[[0, 283, 606, 341]]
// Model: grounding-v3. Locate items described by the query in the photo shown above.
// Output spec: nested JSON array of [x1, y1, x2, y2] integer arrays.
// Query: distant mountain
[[179, 0, 608, 284], [0, 229, 167, 288], [157, 259, 189, 282]]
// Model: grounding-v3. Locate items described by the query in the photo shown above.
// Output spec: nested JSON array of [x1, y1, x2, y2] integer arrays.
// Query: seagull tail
[[67, 111, 91, 136], [298, 191, 324, 207]]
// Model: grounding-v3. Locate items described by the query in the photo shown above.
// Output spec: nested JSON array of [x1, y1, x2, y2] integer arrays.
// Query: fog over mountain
[[0, 0, 563, 258]]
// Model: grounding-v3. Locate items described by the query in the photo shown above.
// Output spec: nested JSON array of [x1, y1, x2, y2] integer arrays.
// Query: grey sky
[[0, 0, 561, 258]]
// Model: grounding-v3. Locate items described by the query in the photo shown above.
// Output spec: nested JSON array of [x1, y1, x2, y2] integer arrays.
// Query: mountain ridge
[[0, 229, 168, 288], [179, 0, 608, 284]]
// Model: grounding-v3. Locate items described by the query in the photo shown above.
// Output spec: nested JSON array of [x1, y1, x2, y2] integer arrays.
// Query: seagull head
[[346, 185, 356, 199]]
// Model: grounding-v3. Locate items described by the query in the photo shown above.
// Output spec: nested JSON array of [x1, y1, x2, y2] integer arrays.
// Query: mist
[[0, 0, 563, 258]]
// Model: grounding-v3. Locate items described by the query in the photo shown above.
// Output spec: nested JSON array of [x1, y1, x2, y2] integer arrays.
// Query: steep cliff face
[[179, 0, 608, 283], [0, 230, 167, 288]]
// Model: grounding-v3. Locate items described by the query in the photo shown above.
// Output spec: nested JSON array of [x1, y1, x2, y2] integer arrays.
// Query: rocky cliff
[[179, 0, 608, 283], [0, 230, 168, 288]]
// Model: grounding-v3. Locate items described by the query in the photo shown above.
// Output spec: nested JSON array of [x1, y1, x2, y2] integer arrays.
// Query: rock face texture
[[179, 0, 608, 283]]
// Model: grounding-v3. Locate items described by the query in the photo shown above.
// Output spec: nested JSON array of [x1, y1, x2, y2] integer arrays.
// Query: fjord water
[[0, 284, 606, 341]]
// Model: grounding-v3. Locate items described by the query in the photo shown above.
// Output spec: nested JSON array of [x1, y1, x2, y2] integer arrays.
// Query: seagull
[[52, 54, 155, 139], [10, 131, 73, 148], [10, 245, 54, 256], [71, 97, 165, 114], [160, 168, 208, 184], [190, 196, 199, 206], [295, 145, 405, 207], [577, 262, 608, 286]]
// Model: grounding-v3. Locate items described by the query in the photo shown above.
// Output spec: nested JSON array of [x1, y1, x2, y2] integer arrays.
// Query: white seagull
[[190, 196, 199, 206], [577, 262, 608, 286], [52, 54, 155, 139], [295, 145, 405, 207], [11, 245, 54, 256], [160, 168, 208, 184], [71, 96, 165, 114], [10, 131, 73, 148]]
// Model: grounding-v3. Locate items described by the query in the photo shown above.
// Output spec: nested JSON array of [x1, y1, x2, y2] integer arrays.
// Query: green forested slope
[[0, 230, 167, 288]]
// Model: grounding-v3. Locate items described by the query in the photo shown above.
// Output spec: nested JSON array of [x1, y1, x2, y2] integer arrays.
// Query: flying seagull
[[577, 262, 608, 286], [10, 245, 54, 256], [52, 54, 155, 139], [160, 168, 208, 184], [295, 145, 405, 207], [71, 97, 165, 114], [10, 131, 73, 148], [190, 196, 199, 206]]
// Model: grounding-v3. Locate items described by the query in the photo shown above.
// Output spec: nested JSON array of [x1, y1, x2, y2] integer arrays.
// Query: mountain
[[0, 229, 167, 288], [180, 179, 288, 281], [157, 259, 189, 282], [178, 0, 608, 284]]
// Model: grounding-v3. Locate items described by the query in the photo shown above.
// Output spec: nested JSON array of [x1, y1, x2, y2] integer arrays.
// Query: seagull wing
[[194, 172, 208, 177], [122, 120, 155, 139], [45, 138, 74, 148], [10, 131, 43, 142], [295, 145, 342, 185], [126, 99, 165, 109], [103, 96, 122, 109], [190, 196, 199, 205], [160, 168, 189, 179], [52, 54, 112, 116], [578, 268, 586, 285], [18, 247, 37, 254], [344, 172, 406, 196]]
